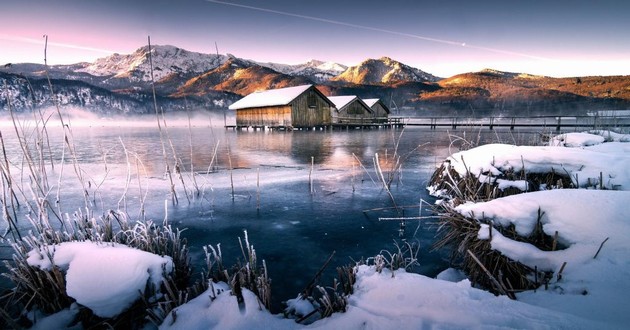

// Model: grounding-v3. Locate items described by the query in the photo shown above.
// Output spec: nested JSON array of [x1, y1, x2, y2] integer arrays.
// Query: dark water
[[0, 121, 545, 313]]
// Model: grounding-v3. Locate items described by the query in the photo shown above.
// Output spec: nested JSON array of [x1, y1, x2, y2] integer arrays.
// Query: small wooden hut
[[228, 84, 333, 129], [328, 95, 374, 125], [363, 98, 391, 122]]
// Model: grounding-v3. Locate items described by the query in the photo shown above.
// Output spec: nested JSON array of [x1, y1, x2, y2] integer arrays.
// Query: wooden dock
[[225, 117, 405, 131], [225, 115, 630, 132], [403, 115, 630, 131]]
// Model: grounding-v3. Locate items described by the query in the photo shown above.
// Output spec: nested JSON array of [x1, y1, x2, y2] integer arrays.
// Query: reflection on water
[[0, 122, 545, 312]]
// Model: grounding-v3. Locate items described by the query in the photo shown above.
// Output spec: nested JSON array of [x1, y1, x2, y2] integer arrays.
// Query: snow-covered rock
[[27, 241, 173, 318]]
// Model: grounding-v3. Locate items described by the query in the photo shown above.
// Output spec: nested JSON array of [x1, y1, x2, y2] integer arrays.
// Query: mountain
[[418, 69, 630, 115], [174, 57, 312, 97], [0, 71, 166, 115], [258, 59, 347, 83], [332, 57, 440, 85], [3, 44, 630, 116], [78, 45, 227, 83]]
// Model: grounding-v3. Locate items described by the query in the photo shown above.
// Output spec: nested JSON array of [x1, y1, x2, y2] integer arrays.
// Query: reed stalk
[[147, 36, 178, 205], [309, 156, 314, 194], [185, 101, 200, 198], [161, 113, 190, 204], [256, 167, 260, 210]]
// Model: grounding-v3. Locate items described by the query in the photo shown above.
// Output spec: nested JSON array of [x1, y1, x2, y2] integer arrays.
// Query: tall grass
[[0, 37, 195, 328]]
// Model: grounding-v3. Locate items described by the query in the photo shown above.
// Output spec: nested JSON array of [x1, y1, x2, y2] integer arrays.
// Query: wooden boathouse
[[363, 98, 391, 123], [328, 95, 374, 125], [228, 84, 333, 130]]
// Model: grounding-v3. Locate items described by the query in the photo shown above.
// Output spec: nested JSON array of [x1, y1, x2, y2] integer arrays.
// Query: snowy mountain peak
[[77, 45, 227, 82], [333, 57, 440, 85], [256, 59, 347, 83]]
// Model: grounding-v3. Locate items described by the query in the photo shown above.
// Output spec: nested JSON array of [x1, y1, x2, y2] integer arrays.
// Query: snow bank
[[455, 189, 630, 328], [27, 241, 173, 318], [159, 282, 295, 330], [438, 139, 630, 190], [160, 266, 606, 329], [429, 131, 630, 328]]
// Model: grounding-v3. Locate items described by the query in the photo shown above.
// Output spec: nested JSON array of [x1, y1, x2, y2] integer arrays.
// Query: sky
[[1, 0, 629, 78]]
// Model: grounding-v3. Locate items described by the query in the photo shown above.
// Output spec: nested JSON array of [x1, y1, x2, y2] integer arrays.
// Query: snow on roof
[[362, 98, 380, 107], [228, 84, 313, 110], [328, 95, 359, 109]]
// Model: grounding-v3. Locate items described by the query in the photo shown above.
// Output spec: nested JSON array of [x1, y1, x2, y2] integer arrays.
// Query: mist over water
[[0, 116, 546, 312]]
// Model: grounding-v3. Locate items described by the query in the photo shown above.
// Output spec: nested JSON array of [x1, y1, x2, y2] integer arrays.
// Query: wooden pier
[[226, 115, 630, 132], [404, 115, 630, 131], [225, 117, 404, 131]]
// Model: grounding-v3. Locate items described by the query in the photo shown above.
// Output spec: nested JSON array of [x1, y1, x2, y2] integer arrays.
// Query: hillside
[[332, 57, 440, 85], [174, 57, 312, 97], [418, 70, 630, 115], [2, 44, 630, 116]]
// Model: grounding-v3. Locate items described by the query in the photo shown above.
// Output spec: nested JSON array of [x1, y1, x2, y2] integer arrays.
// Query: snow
[[77, 45, 226, 82], [548, 132, 605, 147], [437, 141, 630, 190], [159, 282, 296, 330], [228, 84, 313, 110], [27, 241, 173, 318], [257, 59, 347, 77], [457, 189, 630, 328], [25, 130, 630, 329], [327, 95, 358, 110], [362, 98, 379, 108], [160, 266, 607, 329]]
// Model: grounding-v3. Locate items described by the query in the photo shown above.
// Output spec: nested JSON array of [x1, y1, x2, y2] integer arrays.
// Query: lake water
[[0, 117, 547, 313]]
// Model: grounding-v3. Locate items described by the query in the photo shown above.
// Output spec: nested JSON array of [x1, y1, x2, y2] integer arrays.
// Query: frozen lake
[[0, 117, 547, 312]]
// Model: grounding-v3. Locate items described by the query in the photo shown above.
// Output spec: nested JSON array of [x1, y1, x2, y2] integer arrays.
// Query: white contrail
[[0, 34, 117, 54], [206, 0, 550, 61]]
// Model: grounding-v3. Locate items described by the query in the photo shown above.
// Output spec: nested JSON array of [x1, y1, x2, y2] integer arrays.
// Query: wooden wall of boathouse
[[236, 106, 292, 127], [290, 89, 331, 127], [370, 101, 390, 118], [334, 100, 373, 124]]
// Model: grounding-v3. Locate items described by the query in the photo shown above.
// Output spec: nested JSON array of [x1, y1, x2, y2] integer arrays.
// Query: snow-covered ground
[[23, 130, 630, 329]]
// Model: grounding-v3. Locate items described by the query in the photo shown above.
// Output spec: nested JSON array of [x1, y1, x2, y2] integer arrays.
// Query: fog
[[0, 107, 235, 128]]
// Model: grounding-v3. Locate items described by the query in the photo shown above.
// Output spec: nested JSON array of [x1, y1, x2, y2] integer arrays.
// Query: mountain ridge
[[2, 44, 630, 116]]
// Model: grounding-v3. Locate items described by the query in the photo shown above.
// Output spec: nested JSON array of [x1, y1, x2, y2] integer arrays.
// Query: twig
[[466, 249, 514, 299], [301, 250, 336, 298], [593, 237, 610, 259]]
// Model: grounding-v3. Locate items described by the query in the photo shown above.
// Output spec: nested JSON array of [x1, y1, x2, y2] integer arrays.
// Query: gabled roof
[[362, 98, 391, 114], [229, 84, 314, 110], [328, 95, 373, 113], [328, 96, 358, 110], [362, 98, 380, 107]]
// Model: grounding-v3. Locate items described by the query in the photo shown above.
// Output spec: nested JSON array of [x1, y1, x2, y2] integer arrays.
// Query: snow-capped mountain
[[332, 57, 440, 85], [0, 71, 159, 115], [7, 43, 624, 116], [258, 59, 347, 83], [78, 45, 227, 83]]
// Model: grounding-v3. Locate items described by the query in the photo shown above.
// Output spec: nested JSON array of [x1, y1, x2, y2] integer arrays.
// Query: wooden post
[[556, 117, 561, 131]]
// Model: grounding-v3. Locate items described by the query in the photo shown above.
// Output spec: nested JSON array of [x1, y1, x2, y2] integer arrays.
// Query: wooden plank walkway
[[225, 115, 630, 131], [402, 115, 630, 131]]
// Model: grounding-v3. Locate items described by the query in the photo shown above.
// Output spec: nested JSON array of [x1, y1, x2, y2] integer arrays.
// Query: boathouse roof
[[328, 95, 373, 113], [228, 84, 314, 110]]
